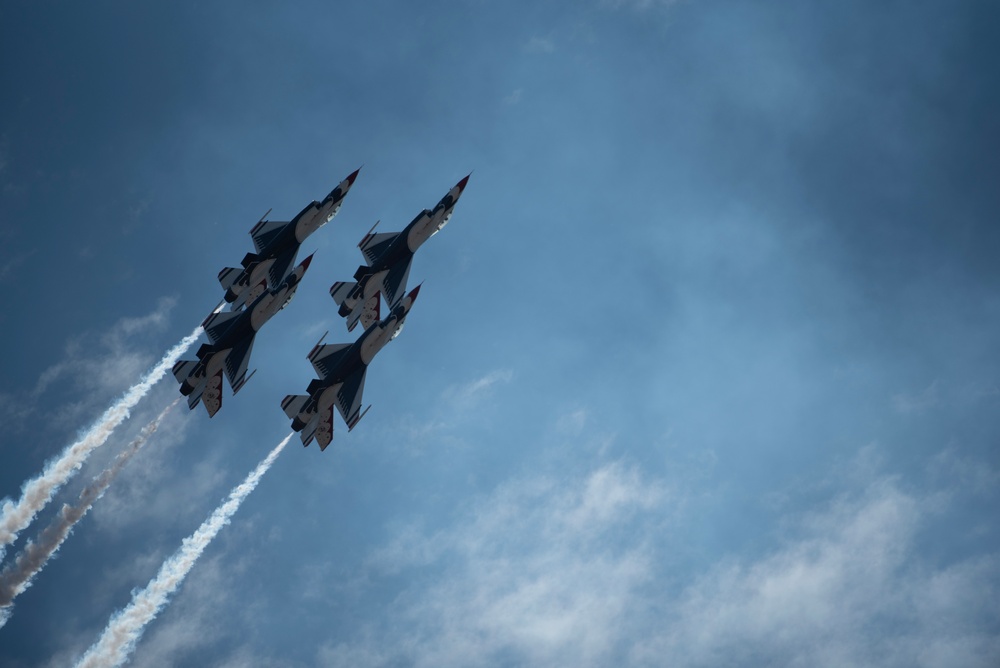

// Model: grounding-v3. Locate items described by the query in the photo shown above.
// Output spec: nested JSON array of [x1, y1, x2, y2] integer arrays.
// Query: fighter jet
[[282, 285, 421, 450], [174, 255, 314, 417], [219, 168, 359, 310], [330, 175, 468, 332]]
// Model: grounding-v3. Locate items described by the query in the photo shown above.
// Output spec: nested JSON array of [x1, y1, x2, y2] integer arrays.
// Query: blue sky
[[2, 1, 999, 665]]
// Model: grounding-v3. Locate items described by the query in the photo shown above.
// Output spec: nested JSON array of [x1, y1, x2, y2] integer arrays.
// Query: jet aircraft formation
[[171, 169, 470, 451]]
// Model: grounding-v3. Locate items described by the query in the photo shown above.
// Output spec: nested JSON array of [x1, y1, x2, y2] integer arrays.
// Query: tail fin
[[281, 394, 310, 420], [218, 267, 242, 291]]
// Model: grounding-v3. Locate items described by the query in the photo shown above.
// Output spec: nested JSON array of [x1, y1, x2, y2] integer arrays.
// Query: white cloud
[[892, 380, 942, 414], [325, 460, 665, 667], [524, 37, 555, 53], [632, 477, 1000, 667], [322, 451, 1000, 668], [0, 297, 181, 436], [442, 369, 514, 408], [27, 298, 176, 399]]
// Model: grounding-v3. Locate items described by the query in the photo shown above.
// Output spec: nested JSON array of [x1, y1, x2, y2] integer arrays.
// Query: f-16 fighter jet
[[330, 175, 468, 332], [283, 285, 421, 450], [174, 255, 314, 417], [219, 168, 359, 310]]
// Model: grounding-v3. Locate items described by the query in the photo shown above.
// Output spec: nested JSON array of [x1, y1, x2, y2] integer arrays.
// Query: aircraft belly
[[406, 221, 426, 253], [360, 328, 387, 365], [247, 259, 274, 287], [294, 208, 321, 243], [366, 272, 386, 298], [317, 384, 342, 414]]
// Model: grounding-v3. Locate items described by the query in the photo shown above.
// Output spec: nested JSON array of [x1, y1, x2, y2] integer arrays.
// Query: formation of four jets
[[171, 169, 470, 450]]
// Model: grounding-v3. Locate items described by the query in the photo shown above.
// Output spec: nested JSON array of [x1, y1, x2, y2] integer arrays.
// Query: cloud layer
[[322, 455, 1000, 668]]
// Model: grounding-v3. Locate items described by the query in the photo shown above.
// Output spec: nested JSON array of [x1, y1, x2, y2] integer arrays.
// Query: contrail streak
[[0, 399, 180, 625], [74, 433, 292, 668], [0, 314, 215, 562]]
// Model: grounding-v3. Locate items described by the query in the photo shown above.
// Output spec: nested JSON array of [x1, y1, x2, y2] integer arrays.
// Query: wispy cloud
[[443, 369, 514, 408], [322, 449, 1000, 668], [0, 250, 35, 283], [327, 460, 665, 667], [892, 379, 941, 414], [633, 476, 1000, 667], [524, 36, 555, 53], [503, 89, 522, 106]]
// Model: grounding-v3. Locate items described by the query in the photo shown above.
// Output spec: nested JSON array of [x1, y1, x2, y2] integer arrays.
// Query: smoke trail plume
[[0, 315, 214, 562], [74, 433, 292, 668], [0, 399, 181, 625]]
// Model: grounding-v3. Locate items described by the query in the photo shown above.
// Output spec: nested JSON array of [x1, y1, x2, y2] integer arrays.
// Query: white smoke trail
[[74, 433, 292, 668], [0, 313, 215, 562], [0, 399, 181, 624]]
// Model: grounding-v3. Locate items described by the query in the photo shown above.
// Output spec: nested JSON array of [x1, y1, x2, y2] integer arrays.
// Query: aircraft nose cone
[[346, 167, 361, 186], [456, 174, 471, 191], [300, 253, 316, 271], [407, 283, 422, 303]]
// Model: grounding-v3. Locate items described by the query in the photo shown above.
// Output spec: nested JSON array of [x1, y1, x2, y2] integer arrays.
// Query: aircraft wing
[[334, 367, 368, 430], [223, 335, 255, 393], [380, 257, 412, 308], [267, 246, 300, 289], [360, 232, 400, 266], [250, 219, 290, 254], [308, 342, 353, 380], [202, 310, 243, 345]]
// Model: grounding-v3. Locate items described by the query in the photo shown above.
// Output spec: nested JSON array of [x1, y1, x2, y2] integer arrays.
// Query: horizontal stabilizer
[[218, 267, 242, 291], [187, 388, 203, 410], [300, 420, 316, 447], [330, 280, 357, 307], [172, 359, 199, 384], [282, 394, 311, 420]]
